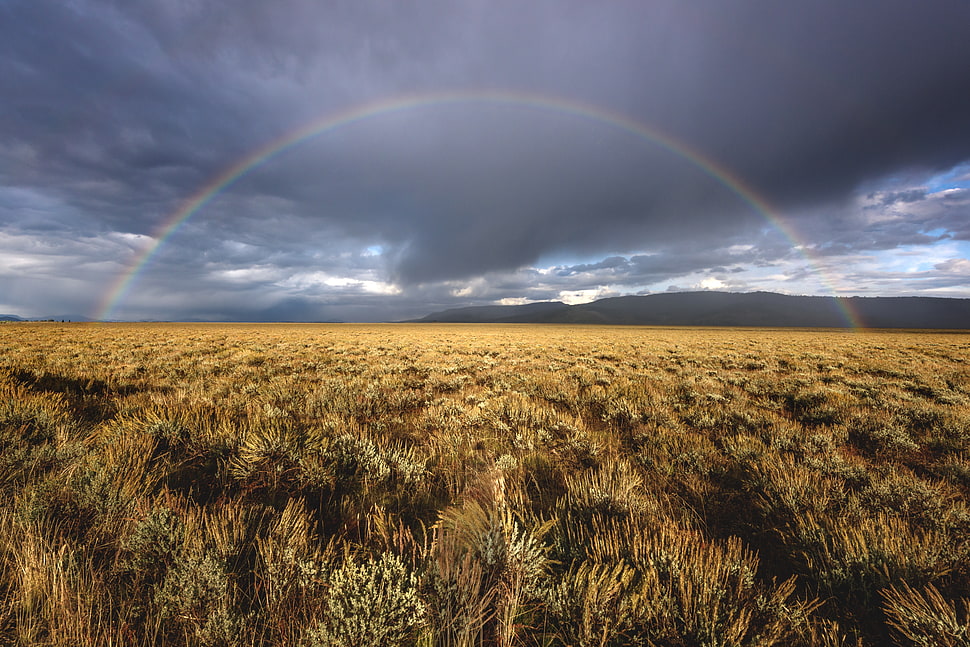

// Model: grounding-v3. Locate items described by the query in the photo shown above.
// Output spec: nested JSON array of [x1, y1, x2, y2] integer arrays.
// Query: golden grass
[[0, 322, 968, 646]]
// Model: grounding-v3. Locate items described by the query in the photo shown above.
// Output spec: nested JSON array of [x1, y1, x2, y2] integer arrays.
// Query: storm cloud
[[1, 0, 969, 320]]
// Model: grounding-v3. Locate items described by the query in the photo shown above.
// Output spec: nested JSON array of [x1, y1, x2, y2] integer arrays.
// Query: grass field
[[1, 322, 968, 646]]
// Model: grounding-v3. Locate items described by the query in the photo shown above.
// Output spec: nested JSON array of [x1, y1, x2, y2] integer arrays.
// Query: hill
[[0, 314, 94, 322], [412, 291, 970, 328]]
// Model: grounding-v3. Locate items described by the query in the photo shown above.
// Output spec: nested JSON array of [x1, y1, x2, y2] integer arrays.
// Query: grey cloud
[[877, 190, 928, 206], [935, 259, 970, 272], [805, 186, 970, 254]]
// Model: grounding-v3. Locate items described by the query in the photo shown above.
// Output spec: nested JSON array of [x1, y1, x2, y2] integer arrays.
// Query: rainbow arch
[[95, 89, 862, 327]]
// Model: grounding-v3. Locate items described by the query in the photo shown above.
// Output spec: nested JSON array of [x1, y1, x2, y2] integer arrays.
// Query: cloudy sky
[[3, 1, 970, 321]]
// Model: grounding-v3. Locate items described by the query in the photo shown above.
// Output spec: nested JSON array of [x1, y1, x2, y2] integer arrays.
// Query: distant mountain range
[[4, 293, 969, 327], [410, 292, 970, 329], [0, 314, 94, 322]]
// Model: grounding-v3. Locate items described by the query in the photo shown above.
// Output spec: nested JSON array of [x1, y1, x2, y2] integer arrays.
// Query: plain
[[1, 323, 968, 646]]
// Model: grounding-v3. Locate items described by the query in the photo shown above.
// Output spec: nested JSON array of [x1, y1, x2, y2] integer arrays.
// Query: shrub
[[848, 415, 920, 458], [303, 552, 424, 647], [544, 560, 642, 647], [20, 429, 158, 544], [0, 383, 70, 445], [784, 511, 958, 605], [860, 471, 967, 532], [428, 475, 550, 646], [122, 505, 183, 578], [881, 583, 970, 647], [551, 491, 815, 647], [155, 552, 245, 646], [230, 422, 314, 492], [256, 499, 328, 643], [562, 459, 647, 523]]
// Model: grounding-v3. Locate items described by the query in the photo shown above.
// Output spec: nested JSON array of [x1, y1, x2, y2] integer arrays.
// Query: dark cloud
[[1, 0, 969, 319]]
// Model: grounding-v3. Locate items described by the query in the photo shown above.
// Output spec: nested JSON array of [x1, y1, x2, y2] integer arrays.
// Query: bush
[[881, 583, 970, 647], [544, 560, 642, 647], [156, 552, 245, 646], [303, 552, 424, 647], [784, 511, 958, 605], [551, 512, 815, 647]]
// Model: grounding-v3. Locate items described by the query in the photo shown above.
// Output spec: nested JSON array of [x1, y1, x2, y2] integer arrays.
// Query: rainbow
[[95, 89, 862, 327]]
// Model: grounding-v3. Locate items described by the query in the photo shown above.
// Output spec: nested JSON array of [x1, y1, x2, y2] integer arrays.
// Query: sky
[[2, 0, 970, 322]]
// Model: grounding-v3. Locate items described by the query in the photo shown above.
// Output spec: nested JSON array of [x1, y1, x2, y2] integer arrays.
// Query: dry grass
[[0, 321, 968, 645]]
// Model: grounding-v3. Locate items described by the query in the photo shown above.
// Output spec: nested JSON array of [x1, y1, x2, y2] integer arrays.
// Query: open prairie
[[1, 322, 968, 646]]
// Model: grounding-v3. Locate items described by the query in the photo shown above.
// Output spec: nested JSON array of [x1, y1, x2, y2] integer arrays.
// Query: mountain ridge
[[411, 291, 970, 329], [0, 314, 94, 322]]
